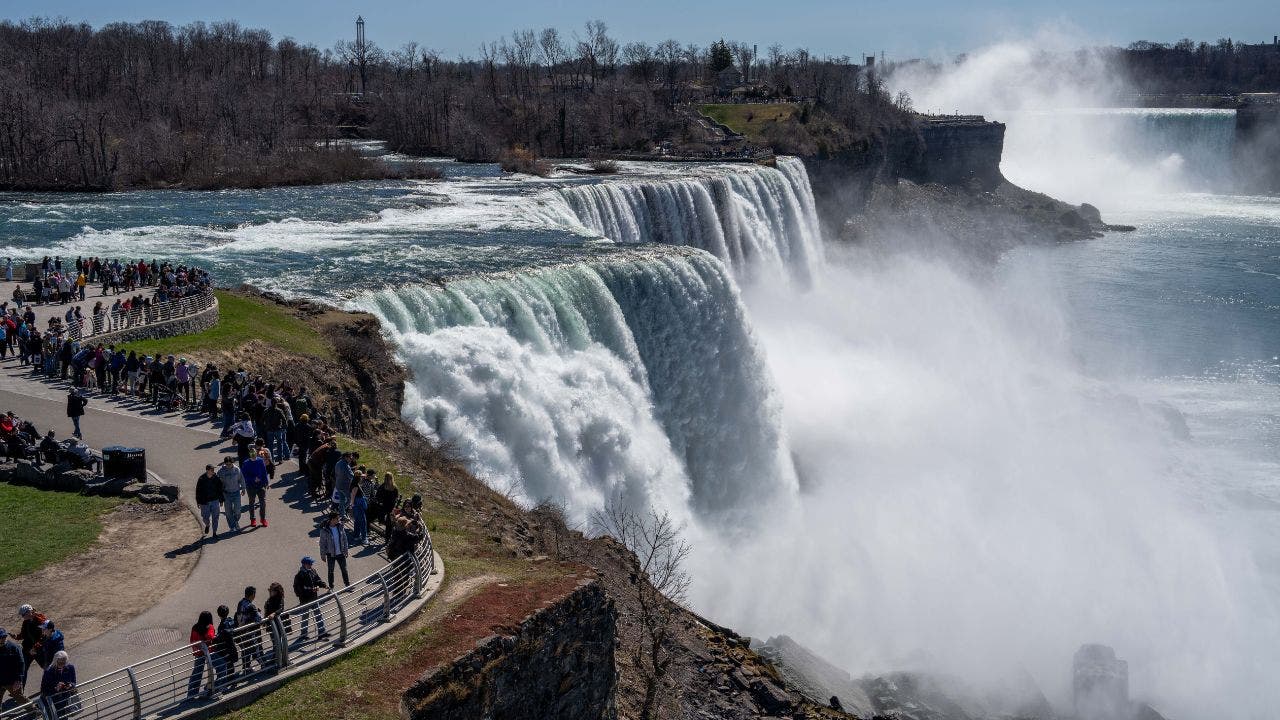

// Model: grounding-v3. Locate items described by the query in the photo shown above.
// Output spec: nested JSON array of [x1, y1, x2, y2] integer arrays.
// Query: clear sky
[[4, 0, 1278, 60]]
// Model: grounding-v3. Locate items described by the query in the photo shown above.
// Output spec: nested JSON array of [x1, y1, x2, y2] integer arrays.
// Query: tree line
[[1117, 38, 1280, 94], [0, 17, 906, 190]]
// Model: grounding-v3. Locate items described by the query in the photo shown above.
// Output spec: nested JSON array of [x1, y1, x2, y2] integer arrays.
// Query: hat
[[40, 620, 54, 630], [18, 604, 32, 617], [301, 556, 314, 565]]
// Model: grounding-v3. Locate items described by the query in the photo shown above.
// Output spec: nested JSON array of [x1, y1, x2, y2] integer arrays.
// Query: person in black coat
[[291, 557, 329, 640], [65, 389, 87, 439], [194, 464, 223, 538], [0, 628, 27, 706]]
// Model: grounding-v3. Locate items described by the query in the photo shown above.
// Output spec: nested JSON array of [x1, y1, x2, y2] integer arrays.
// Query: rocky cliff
[[1234, 96, 1280, 193], [907, 116, 1007, 189], [400, 579, 618, 720]]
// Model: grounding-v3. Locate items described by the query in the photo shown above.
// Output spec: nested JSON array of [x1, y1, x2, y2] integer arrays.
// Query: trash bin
[[102, 446, 146, 482]]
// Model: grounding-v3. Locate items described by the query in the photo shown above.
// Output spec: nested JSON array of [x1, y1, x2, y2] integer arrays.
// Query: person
[[36, 431, 60, 467], [34, 621, 64, 670], [258, 579, 284, 630], [372, 473, 400, 539], [233, 588, 263, 675], [216, 457, 245, 533], [195, 464, 222, 538], [15, 605, 45, 683], [65, 388, 87, 439], [318, 511, 351, 589], [230, 414, 255, 462], [0, 627, 26, 707], [332, 451, 357, 520], [186, 611, 216, 699], [387, 515, 424, 562], [241, 451, 269, 529], [291, 557, 329, 641], [351, 483, 368, 546], [212, 606, 237, 689], [39, 651, 77, 717]]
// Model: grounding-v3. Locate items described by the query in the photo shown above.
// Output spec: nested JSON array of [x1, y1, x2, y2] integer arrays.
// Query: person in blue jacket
[[241, 451, 270, 529]]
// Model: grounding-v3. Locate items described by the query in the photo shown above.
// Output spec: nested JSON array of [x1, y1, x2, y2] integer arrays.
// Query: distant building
[[715, 67, 744, 94]]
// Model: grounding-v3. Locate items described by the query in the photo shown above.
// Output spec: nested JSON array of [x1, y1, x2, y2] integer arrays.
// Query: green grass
[[699, 103, 797, 141], [0, 484, 119, 583], [124, 291, 328, 359]]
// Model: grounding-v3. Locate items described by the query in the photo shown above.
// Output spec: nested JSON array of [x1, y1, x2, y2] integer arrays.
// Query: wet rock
[[50, 469, 93, 492], [13, 460, 45, 487]]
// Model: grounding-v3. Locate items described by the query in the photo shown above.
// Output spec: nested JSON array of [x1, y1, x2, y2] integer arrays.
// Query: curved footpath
[[0, 353, 389, 681]]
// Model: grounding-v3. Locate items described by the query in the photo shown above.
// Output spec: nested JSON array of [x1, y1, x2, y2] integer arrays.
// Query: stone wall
[[401, 579, 617, 720], [90, 300, 219, 345]]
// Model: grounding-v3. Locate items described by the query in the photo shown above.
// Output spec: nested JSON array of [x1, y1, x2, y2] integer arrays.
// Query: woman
[[186, 611, 217, 699], [40, 651, 77, 717], [372, 473, 400, 539], [263, 582, 288, 641]]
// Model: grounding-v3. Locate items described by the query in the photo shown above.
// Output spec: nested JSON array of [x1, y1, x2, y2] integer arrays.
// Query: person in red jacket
[[186, 611, 216, 699]]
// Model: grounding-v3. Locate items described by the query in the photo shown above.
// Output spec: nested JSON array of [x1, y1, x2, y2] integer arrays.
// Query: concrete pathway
[[0, 356, 387, 682], [1, 279, 134, 329]]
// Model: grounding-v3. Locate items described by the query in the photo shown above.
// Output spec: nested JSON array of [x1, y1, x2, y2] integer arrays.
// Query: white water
[[554, 156, 824, 285]]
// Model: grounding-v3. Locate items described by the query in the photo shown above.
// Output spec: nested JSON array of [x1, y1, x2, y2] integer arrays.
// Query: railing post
[[270, 616, 289, 670], [126, 666, 143, 720], [331, 591, 349, 647], [409, 548, 423, 598], [376, 569, 393, 622], [201, 642, 216, 697]]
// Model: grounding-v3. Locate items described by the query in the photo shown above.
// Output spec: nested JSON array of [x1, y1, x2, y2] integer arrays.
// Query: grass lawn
[[0, 484, 119, 583], [699, 103, 797, 141], [124, 291, 328, 359]]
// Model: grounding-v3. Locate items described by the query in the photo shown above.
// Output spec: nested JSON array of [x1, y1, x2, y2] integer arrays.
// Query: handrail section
[[0, 530, 434, 720], [60, 291, 216, 342]]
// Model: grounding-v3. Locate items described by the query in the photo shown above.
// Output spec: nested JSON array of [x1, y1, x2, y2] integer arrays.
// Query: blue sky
[[3, 0, 1277, 60]]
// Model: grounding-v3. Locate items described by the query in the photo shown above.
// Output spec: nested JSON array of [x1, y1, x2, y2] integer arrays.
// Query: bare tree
[[592, 502, 692, 720]]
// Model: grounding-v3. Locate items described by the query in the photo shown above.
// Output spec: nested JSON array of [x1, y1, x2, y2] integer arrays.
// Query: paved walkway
[[1, 278, 140, 329], [0, 355, 387, 682]]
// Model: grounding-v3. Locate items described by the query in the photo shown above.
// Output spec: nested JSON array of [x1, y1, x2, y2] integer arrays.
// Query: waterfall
[[555, 157, 824, 285], [354, 246, 796, 523]]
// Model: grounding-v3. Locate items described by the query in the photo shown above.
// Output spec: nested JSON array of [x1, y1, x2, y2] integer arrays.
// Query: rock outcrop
[[907, 116, 1007, 189], [400, 579, 617, 720], [0, 460, 176, 502]]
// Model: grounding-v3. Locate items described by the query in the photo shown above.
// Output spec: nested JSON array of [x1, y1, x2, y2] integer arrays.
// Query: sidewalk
[[0, 357, 387, 681]]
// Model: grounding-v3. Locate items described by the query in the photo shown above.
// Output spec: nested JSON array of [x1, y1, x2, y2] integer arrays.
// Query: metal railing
[[0, 529, 434, 720], [65, 292, 216, 342]]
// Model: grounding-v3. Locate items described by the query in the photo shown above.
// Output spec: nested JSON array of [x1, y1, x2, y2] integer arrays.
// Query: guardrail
[[64, 292, 216, 342], [0, 530, 434, 720]]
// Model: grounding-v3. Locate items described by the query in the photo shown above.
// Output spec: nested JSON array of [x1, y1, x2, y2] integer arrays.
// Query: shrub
[[499, 145, 552, 177]]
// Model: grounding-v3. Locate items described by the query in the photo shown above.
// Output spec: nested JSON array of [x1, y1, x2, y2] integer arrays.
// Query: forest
[[0, 18, 905, 191], [1118, 37, 1280, 94]]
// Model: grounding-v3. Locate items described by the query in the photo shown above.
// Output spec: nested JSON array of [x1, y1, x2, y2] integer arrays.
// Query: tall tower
[[355, 15, 367, 96]]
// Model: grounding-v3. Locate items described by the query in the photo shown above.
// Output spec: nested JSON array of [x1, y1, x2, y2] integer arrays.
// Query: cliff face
[[1234, 97, 1280, 193], [400, 579, 618, 720], [907, 116, 1006, 189]]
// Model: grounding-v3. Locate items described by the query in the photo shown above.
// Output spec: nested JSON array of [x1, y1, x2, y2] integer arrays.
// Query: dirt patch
[[0, 502, 201, 644]]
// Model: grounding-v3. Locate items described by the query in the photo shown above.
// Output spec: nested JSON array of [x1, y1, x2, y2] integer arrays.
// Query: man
[[15, 606, 45, 683], [241, 451, 269, 529], [36, 431, 59, 467], [333, 451, 357, 520], [291, 557, 329, 641], [0, 627, 26, 706], [318, 511, 351, 589], [233, 588, 262, 675], [35, 621, 64, 670], [195, 464, 222, 538], [216, 457, 245, 532], [65, 388, 87, 439]]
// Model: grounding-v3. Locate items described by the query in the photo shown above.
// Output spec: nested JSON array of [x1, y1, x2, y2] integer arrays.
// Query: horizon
[[2, 0, 1278, 63]]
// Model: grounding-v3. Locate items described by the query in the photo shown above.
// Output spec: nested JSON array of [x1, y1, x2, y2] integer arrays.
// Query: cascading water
[[554, 156, 824, 285], [354, 246, 795, 524]]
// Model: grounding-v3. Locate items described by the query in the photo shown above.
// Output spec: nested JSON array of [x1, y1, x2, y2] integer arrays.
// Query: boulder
[[748, 679, 792, 715], [138, 492, 174, 505], [49, 469, 93, 492], [13, 460, 45, 487], [118, 481, 147, 498], [1078, 202, 1103, 224], [83, 475, 135, 497], [137, 482, 179, 502]]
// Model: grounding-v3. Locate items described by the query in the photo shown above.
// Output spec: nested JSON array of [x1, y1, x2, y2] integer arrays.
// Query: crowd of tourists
[[0, 607, 75, 716], [2, 257, 213, 343]]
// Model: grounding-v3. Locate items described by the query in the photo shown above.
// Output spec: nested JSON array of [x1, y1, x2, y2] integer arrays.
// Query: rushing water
[[1, 122, 1276, 718]]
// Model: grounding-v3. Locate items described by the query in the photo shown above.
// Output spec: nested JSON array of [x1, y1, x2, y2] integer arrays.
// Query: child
[[351, 482, 368, 545]]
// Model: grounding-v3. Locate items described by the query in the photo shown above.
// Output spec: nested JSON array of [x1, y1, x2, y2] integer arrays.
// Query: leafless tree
[[591, 501, 692, 720]]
